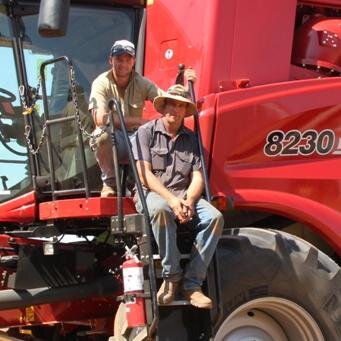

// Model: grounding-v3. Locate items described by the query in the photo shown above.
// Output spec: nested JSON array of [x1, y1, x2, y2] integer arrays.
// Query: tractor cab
[[0, 0, 146, 223]]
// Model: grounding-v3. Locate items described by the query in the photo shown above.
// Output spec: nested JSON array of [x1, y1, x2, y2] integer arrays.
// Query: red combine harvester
[[0, 0, 340, 339]]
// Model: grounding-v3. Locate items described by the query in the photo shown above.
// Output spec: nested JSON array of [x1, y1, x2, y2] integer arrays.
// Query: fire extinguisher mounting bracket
[[111, 213, 146, 235], [117, 292, 151, 303]]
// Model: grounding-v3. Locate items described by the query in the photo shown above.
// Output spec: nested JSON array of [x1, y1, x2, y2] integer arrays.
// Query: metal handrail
[[109, 98, 159, 335], [188, 80, 211, 202], [39, 56, 90, 199]]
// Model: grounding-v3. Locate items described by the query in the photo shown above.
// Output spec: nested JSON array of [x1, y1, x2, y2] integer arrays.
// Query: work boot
[[183, 288, 212, 309], [101, 184, 116, 197], [157, 280, 178, 305]]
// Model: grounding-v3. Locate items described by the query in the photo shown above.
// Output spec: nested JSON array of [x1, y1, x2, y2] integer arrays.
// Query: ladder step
[[52, 188, 87, 196], [153, 254, 190, 260], [153, 254, 191, 278], [159, 299, 190, 307], [46, 115, 76, 125]]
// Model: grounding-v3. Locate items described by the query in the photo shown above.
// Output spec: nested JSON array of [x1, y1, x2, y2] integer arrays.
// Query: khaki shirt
[[133, 118, 202, 198], [88, 70, 163, 119]]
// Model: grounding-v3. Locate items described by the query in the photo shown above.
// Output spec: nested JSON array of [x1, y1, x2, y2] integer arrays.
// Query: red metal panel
[[39, 197, 136, 220], [0, 297, 118, 329], [234, 189, 341, 255], [145, 0, 206, 92], [210, 77, 341, 255], [145, 0, 297, 97], [0, 191, 36, 223]]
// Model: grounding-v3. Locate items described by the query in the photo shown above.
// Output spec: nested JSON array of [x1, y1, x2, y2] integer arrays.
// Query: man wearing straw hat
[[132, 84, 224, 309]]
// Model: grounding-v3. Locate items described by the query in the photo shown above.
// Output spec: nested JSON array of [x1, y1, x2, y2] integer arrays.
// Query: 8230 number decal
[[264, 129, 335, 157]]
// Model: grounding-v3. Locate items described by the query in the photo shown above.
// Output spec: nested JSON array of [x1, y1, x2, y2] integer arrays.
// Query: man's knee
[[212, 209, 224, 235], [204, 205, 224, 235], [151, 202, 172, 217], [148, 200, 173, 222]]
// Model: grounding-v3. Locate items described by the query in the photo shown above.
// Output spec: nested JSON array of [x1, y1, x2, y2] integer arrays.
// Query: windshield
[[0, 12, 29, 202], [0, 2, 137, 203]]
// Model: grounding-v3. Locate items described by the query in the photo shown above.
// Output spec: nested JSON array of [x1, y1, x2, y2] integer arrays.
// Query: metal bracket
[[111, 213, 146, 235]]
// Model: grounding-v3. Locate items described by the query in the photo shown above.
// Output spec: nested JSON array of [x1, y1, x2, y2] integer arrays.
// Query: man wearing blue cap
[[89, 39, 195, 197]]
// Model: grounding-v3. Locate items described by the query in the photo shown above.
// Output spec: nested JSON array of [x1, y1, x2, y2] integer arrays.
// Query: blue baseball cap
[[110, 40, 135, 57]]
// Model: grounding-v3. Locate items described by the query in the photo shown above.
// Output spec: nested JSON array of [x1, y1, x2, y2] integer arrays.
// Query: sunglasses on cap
[[111, 44, 135, 57]]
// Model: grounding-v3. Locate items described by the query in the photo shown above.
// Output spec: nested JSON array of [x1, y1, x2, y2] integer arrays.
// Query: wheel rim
[[214, 297, 324, 341]]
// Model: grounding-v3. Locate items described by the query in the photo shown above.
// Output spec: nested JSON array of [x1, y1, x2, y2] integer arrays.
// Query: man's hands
[[167, 196, 195, 224], [136, 160, 198, 224], [184, 68, 197, 84]]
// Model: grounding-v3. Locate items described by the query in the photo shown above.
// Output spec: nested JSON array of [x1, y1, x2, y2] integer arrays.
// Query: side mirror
[[38, 0, 70, 37]]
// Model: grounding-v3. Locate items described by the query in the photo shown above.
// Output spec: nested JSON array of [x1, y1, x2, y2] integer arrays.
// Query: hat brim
[[153, 94, 197, 117]]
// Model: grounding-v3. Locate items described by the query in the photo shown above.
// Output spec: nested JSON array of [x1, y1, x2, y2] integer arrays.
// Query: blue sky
[[0, 46, 45, 189]]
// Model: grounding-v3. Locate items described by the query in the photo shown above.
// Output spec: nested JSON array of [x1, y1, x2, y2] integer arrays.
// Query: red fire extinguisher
[[121, 246, 146, 327]]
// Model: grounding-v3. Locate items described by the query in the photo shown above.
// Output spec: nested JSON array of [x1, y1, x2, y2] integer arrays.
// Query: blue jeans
[[93, 126, 136, 187], [136, 192, 224, 290]]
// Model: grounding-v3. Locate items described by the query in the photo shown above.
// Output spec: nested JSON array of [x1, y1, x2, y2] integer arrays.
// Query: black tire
[[213, 228, 341, 341]]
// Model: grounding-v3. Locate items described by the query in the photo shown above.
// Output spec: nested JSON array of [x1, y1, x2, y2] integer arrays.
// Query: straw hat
[[153, 84, 197, 117]]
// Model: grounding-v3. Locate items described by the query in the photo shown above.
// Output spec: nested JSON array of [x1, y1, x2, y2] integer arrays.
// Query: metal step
[[153, 254, 191, 279], [153, 254, 190, 260], [159, 299, 190, 307]]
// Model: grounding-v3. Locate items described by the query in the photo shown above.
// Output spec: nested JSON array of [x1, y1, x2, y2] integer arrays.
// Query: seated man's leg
[[117, 130, 137, 194], [183, 199, 224, 308], [93, 126, 116, 196], [136, 192, 182, 304], [114, 129, 131, 163], [94, 128, 133, 197]]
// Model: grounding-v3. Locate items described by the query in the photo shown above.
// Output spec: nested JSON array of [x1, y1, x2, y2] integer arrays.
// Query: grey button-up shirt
[[133, 118, 202, 198]]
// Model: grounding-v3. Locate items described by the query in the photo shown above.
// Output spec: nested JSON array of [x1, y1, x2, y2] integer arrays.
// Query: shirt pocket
[[177, 152, 193, 177], [129, 98, 144, 117], [151, 147, 168, 171]]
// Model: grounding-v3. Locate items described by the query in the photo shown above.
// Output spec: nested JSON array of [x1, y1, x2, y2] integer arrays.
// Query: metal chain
[[24, 124, 47, 155], [20, 81, 49, 155], [69, 66, 107, 151], [20, 64, 108, 156]]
